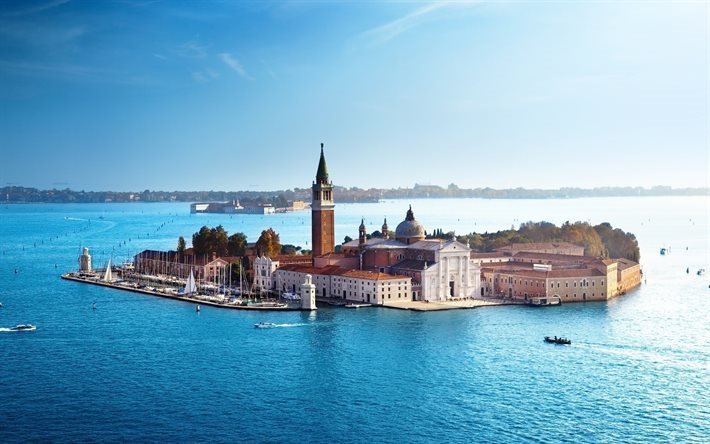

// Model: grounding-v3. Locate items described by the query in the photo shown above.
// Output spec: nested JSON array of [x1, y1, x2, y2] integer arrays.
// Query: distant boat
[[184, 270, 197, 295], [698, 269, 706, 276], [660, 248, 667, 255], [254, 322, 277, 328], [196, 305, 200, 312], [544, 336, 571, 345], [10, 324, 36, 332]]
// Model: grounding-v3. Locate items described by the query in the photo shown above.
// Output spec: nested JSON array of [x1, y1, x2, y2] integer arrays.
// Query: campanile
[[311, 143, 335, 260]]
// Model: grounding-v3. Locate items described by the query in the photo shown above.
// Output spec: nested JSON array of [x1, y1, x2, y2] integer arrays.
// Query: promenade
[[384, 297, 524, 312]]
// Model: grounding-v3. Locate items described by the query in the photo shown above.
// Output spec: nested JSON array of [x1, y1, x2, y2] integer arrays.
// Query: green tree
[[343, 235, 353, 244], [210, 225, 229, 256], [192, 226, 212, 255], [256, 228, 281, 257], [177, 236, 186, 253], [227, 232, 247, 256]]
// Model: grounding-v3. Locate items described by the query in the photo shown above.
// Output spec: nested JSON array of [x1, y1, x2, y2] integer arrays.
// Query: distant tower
[[381, 218, 389, 238], [359, 218, 367, 246], [301, 274, 317, 310], [79, 247, 92, 272], [311, 143, 335, 260]]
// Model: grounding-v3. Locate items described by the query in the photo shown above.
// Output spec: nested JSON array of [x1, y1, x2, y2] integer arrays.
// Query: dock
[[61, 274, 307, 311]]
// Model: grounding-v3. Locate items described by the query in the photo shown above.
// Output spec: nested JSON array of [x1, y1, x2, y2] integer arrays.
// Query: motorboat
[[698, 269, 706, 276], [528, 296, 561, 307], [345, 303, 371, 308], [10, 324, 36, 331], [254, 322, 277, 328], [544, 336, 570, 345]]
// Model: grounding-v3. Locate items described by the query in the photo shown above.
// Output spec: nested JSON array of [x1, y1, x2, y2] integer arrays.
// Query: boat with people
[[254, 322, 277, 328], [10, 324, 36, 331], [544, 336, 571, 345], [698, 269, 705, 276]]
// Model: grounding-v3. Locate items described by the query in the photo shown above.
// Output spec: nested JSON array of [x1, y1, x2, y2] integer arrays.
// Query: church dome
[[395, 205, 425, 244]]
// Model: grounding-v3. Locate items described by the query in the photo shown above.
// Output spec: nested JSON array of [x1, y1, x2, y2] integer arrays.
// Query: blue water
[[1, 197, 708, 442]]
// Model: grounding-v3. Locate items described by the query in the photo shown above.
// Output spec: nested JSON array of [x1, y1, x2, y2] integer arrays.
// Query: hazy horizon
[[1, 1, 707, 191]]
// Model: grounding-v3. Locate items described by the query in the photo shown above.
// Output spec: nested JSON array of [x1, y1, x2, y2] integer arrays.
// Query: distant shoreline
[[2, 185, 707, 204]]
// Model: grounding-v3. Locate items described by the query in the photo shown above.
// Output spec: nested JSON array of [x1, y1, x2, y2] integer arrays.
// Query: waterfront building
[[276, 264, 411, 305], [272, 146, 478, 303], [341, 208, 481, 301], [253, 254, 313, 292], [478, 251, 640, 302]]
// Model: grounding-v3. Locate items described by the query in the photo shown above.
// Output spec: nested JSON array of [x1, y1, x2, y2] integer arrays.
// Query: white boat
[[184, 270, 197, 295], [10, 324, 36, 331], [254, 322, 277, 328], [698, 269, 706, 276], [528, 296, 561, 306], [345, 303, 371, 308]]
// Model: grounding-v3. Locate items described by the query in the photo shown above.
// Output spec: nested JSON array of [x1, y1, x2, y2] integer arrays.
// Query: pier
[[61, 273, 308, 311]]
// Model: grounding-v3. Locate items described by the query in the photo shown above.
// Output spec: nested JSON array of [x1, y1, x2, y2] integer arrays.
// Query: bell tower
[[312, 143, 335, 260]]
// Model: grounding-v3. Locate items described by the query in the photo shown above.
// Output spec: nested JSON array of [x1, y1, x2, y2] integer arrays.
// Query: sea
[[0, 197, 708, 443]]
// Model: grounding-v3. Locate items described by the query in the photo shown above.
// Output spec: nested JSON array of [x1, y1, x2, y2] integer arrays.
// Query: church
[[267, 144, 481, 305]]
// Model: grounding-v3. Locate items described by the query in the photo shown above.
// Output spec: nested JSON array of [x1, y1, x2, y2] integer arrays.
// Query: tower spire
[[316, 142, 329, 184]]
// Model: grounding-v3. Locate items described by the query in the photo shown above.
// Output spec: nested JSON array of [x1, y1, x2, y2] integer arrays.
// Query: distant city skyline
[[1, 1, 707, 192]]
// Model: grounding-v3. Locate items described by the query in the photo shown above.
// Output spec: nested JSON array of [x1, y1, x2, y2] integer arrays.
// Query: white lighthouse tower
[[300, 274, 317, 311], [79, 247, 92, 273]]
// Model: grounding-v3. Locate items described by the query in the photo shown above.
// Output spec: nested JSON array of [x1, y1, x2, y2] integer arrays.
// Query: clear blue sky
[[0, 1, 707, 191]]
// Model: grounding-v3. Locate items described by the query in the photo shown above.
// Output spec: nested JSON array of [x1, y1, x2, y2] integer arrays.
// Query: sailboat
[[103, 258, 113, 282], [184, 269, 197, 295]]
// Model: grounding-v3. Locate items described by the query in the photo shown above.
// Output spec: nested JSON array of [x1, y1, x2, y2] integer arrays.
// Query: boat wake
[[254, 322, 309, 329], [574, 342, 707, 371], [0, 326, 37, 332]]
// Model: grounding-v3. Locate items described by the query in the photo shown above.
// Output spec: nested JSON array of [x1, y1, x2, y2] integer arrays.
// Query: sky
[[0, 0, 707, 192]]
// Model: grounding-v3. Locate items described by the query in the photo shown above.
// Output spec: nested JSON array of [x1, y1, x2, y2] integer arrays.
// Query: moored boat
[[528, 296, 561, 307]]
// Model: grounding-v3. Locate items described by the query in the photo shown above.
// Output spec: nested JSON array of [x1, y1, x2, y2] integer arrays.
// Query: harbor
[[60, 272, 307, 311]]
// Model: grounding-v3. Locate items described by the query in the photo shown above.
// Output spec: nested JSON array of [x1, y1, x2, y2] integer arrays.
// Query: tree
[[343, 235, 353, 244], [256, 228, 281, 258], [177, 236, 186, 253], [281, 244, 301, 255], [192, 226, 212, 255], [227, 232, 247, 256], [210, 225, 229, 256]]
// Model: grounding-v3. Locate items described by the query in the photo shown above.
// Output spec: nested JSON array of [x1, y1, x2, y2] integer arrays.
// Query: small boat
[[544, 336, 571, 345], [196, 305, 200, 312], [698, 269, 706, 276], [660, 248, 666, 255], [254, 322, 277, 328], [345, 303, 371, 308], [528, 296, 561, 307], [10, 324, 36, 331]]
